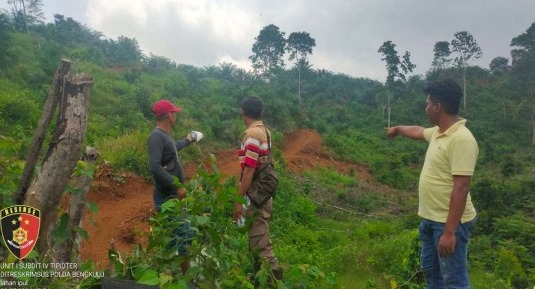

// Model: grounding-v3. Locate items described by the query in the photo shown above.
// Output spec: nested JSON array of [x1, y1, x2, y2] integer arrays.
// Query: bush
[[494, 248, 530, 289], [366, 228, 422, 287], [0, 80, 40, 137], [303, 167, 358, 190], [500, 155, 523, 177], [98, 130, 150, 176], [107, 158, 335, 288], [494, 215, 535, 269], [469, 268, 513, 289], [0, 136, 23, 206]]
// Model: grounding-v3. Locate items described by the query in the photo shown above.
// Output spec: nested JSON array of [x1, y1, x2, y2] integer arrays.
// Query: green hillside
[[0, 7, 534, 289]]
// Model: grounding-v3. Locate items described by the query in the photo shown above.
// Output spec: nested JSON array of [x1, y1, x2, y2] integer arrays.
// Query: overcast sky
[[2, 1, 534, 81]]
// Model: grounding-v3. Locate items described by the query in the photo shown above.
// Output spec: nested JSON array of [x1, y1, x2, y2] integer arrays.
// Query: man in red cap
[[148, 99, 200, 275]]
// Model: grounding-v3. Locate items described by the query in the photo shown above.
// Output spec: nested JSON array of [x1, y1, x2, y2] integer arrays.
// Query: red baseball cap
[[152, 100, 182, 116]]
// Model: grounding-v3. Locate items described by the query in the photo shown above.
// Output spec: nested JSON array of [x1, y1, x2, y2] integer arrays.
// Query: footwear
[[272, 267, 283, 281], [265, 267, 283, 289]]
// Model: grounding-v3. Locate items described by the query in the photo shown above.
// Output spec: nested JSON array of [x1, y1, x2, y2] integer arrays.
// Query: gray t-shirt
[[148, 128, 190, 195]]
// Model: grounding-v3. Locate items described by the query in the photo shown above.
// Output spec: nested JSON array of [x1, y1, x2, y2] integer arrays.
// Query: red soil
[[80, 129, 371, 267]]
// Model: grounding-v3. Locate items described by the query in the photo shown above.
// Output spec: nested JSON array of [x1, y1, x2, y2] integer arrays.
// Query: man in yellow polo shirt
[[386, 79, 478, 289]]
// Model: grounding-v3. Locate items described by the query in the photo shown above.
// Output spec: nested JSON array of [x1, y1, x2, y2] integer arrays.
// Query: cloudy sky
[[3, 0, 534, 81]]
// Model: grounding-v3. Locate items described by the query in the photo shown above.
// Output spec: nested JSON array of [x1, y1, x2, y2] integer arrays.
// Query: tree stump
[[55, 147, 100, 263], [16, 59, 72, 204], [24, 73, 93, 255]]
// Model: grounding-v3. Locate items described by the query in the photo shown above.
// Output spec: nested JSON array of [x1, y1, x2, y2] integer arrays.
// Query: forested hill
[[1, 13, 534, 181], [1, 8, 535, 288]]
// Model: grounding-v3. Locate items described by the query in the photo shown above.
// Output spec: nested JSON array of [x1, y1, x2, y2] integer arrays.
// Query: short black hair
[[155, 113, 170, 121], [424, 78, 463, 115], [241, 96, 263, 119]]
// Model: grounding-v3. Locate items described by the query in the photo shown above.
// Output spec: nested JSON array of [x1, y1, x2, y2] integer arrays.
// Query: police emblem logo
[[1, 205, 40, 260]]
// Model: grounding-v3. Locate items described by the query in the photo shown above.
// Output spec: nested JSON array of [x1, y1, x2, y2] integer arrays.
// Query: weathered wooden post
[[24, 73, 93, 254], [15, 60, 72, 204], [55, 147, 100, 263]]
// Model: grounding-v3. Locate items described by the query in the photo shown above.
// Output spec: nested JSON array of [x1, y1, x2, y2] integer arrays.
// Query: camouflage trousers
[[244, 198, 279, 270]]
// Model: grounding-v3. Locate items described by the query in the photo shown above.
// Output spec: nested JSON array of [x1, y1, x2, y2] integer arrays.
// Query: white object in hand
[[236, 215, 246, 227], [236, 197, 250, 227], [190, 131, 204, 142]]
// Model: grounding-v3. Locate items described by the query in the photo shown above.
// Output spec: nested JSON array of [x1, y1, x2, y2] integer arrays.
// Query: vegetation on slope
[[0, 6, 534, 288]]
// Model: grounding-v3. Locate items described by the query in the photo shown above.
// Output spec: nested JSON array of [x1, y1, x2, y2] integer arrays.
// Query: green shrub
[[494, 215, 535, 269], [494, 248, 530, 289], [366, 228, 422, 287], [303, 167, 358, 189], [272, 174, 318, 228], [500, 155, 523, 177], [0, 80, 40, 134], [470, 235, 498, 271], [354, 193, 381, 214], [0, 136, 23, 206], [107, 158, 334, 289], [98, 129, 150, 176], [354, 220, 396, 240], [469, 267, 512, 289]]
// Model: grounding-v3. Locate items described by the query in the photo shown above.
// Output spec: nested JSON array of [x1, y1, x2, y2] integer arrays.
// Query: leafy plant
[[0, 135, 23, 206], [108, 157, 334, 288]]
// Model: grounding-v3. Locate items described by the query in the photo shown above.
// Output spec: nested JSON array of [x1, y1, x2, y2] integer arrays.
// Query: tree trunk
[[511, 100, 525, 121], [501, 85, 507, 121], [298, 59, 302, 107], [531, 85, 535, 146], [24, 73, 93, 255], [54, 147, 99, 263], [18, 0, 29, 33], [532, 114, 535, 146], [463, 66, 467, 110], [16, 60, 72, 204], [387, 90, 392, 128], [502, 100, 507, 121], [381, 100, 386, 121]]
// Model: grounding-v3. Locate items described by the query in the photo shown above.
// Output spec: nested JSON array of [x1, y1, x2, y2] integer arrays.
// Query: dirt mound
[[282, 129, 372, 180], [80, 129, 372, 267], [80, 169, 154, 267]]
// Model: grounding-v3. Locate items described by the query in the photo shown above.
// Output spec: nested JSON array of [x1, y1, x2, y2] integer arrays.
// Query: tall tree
[[489, 57, 510, 75], [510, 22, 535, 144], [431, 41, 452, 71], [0, 12, 14, 70], [451, 31, 483, 110], [103, 36, 144, 67], [249, 24, 286, 79], [51, 14, 103, 47], [7, 0, 43, 32], [286, 31, 316, 105], [489, 57, 511, 120], [143, 53, 177, 73], [378, 41, 415, 127]]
